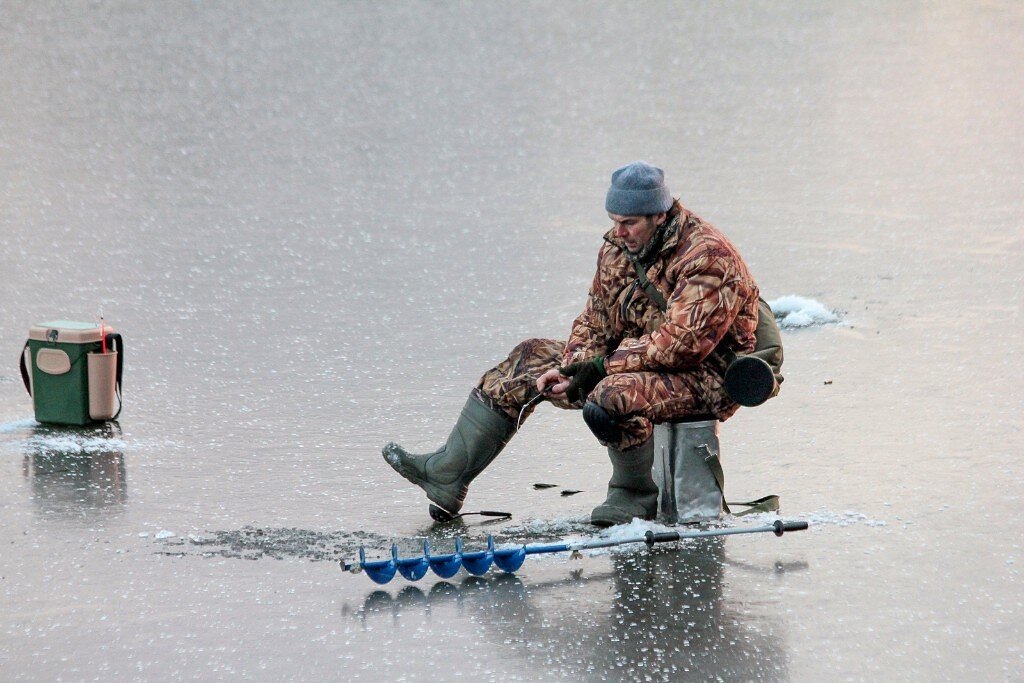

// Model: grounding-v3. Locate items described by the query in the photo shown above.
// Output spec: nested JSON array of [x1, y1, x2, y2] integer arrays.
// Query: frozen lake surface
[[1, 2, 1022, 680]]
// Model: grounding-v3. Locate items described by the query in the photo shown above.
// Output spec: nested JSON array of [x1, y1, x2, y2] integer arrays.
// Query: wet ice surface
[[2, 2, 1023, 680]]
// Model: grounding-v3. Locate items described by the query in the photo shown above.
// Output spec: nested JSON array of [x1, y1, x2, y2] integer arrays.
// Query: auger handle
[[642, 519, 810, 547], [644, 531, 683, 547], [774, 520, 808, 535]]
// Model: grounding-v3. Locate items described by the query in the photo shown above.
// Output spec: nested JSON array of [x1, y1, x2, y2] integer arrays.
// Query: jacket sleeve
[[603, 252, 750, 374], [562, 247, 615, 366]]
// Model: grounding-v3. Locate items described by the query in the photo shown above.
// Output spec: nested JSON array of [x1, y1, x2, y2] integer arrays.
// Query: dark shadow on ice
[[186, 519, 568, 563], [189, 526, 388, 562], [21, 422, 127, 519], [344, 537, 789, 680]]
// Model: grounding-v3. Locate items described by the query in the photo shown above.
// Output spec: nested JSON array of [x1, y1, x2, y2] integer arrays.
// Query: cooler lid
[[29, 320, 115, 344]]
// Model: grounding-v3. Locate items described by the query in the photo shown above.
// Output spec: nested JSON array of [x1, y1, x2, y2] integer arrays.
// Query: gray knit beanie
[[605, 161, 673, 216]]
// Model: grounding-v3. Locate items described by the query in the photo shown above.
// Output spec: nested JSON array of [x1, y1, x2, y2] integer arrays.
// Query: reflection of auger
[[342, 519, 808, 584]]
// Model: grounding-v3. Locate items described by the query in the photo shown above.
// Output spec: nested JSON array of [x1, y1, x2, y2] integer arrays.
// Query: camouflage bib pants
[[475, 337, 737, 451]]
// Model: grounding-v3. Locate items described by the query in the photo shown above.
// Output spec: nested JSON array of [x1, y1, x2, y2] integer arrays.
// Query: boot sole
[[382, 449, 465, 514], [590, 504, 655, 527]]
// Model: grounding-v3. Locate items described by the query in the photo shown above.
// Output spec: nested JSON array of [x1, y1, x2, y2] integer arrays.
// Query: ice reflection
[[348, 537, 795, 680], [22, 422, 127, 518]]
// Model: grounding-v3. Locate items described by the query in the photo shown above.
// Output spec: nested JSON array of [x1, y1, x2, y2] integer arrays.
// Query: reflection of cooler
[[24, 432, 128, 512], [653, 418, 779, 523], [20, 321, 123, 425]]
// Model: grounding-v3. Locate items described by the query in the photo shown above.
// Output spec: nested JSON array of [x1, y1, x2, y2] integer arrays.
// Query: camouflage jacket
[[562, 201, 760, 377]]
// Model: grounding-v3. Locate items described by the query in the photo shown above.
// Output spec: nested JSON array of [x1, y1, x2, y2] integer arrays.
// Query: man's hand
[[558, 357, 607, 403], [537, 367, 571, 399]]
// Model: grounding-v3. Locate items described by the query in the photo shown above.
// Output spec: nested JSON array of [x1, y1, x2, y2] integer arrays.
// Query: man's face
[[609, 212, 664, 253]]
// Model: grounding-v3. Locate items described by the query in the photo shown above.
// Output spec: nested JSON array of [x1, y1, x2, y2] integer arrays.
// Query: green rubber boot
[[382, 393, 515, 514], [590, 439, 659, 527]]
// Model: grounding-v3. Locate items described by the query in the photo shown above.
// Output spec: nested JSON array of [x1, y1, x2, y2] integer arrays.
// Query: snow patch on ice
[[23, 432, 128, 455], [502, 515, 592, 537], [596, 517, 678, 542], [585, 518, 681, 555], [1, 426, 180, 455], [506, 517, 724, 557], [767, 295, 841, 329], [155, 530, 176, 540], [0, 418, 37, 434]]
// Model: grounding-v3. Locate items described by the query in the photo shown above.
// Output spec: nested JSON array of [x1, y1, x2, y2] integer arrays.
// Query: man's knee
[[583, 401, 623, 443], [509, 337, 563, 360], [590, 373, 648, 414]]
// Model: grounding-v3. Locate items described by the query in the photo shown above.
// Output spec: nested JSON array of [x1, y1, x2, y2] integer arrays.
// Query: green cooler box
[[20, 320, 123, 426]]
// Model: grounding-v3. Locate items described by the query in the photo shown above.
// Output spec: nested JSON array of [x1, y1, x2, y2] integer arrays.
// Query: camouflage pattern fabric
[[563, 201, 760, 375], [475, 201, 760, 451], [476, 339, 737, 451], [475, 338, 578, 422]]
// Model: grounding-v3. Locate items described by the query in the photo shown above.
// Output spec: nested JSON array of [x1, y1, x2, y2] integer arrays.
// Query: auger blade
[[493, 545, 527, 573], [460, 535, 495, 576], [396, 554, 430, 581], [360, 545, 398, 585], [425, 538, 463, 579]]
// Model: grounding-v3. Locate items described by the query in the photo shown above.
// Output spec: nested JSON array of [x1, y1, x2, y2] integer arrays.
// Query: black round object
[[724, 355, 777, 407], [428, 504, 457, 523], [582, 401, 623, 442]]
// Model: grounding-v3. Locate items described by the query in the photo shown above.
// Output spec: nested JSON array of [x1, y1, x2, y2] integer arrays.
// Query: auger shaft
[[514, 519, 807, 555], [344, 519, 808, 584]]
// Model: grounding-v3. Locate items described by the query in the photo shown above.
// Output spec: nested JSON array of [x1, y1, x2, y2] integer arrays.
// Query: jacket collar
[[602, 206, 692, 260]]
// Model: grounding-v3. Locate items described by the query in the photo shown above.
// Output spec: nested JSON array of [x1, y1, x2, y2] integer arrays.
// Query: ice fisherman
[[383, 161, 783, 527]]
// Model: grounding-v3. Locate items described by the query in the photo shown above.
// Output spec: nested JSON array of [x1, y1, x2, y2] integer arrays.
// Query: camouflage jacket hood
[[563, 200, 759, 376]]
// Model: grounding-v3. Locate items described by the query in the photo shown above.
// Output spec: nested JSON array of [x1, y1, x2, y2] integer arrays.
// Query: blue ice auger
[[342, 519, 808, 585]]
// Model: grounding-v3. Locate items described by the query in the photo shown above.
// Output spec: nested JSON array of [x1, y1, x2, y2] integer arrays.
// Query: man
[[383, 161, 768, 527]]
